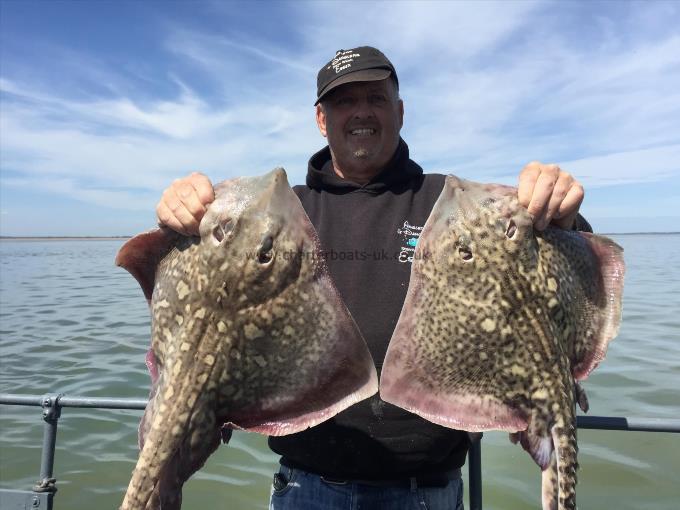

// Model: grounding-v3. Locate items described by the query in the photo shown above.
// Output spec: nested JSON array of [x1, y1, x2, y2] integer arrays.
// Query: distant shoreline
[[600, 232, 680, 236], [0, 236, 132, 241], [1, 232, 679, 240]]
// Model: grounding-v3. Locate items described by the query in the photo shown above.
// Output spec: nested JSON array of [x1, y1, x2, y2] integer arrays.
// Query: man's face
[[316, 78, 404, 181]]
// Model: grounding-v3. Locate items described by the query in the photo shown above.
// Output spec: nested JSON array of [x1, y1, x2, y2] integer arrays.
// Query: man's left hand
[[517, 161, 584, 231]]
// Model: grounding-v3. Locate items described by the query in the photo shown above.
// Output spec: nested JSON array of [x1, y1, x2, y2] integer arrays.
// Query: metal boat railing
[[1, 393, 679, 510]]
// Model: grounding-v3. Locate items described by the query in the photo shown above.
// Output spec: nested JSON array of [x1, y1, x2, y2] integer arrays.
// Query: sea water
[[1, 235, 678, 509]]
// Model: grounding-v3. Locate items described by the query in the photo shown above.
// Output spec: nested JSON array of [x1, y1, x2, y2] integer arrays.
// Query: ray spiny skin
[[381, 175, 624, 510], [116, 168, 378, 510]]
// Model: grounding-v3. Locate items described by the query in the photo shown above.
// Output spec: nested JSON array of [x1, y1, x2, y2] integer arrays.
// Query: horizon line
[[2, 231, 680, 240]]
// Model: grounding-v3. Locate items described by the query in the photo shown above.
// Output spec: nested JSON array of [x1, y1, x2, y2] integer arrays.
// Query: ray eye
[[212, 225, 223, 243], [212, 219, 234, 243], [506, 220, 517, 239], [258, 235, 273, 264], [458, 246, 473, 261]]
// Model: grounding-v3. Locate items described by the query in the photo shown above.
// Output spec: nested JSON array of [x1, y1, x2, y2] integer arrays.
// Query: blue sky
[[1, 0, 679, 236]]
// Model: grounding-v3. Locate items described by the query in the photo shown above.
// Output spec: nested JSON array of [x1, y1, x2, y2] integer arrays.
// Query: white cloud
[[0, 77, 319, 197], [560, 145, 680, 187], [397, 19, 680, 187], [2, 176, 154, 211], [167, 30, 316, 75], [299, 0, 542, 62]]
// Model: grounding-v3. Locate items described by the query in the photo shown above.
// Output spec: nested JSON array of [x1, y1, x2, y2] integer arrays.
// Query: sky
[[1, 0, 679, 236]]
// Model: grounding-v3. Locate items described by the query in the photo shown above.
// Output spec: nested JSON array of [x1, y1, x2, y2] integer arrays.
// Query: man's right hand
[[156, 172, 215, 236]]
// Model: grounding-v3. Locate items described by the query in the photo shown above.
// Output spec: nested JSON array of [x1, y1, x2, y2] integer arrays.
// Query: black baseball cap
[[315, 46, 398, 105]]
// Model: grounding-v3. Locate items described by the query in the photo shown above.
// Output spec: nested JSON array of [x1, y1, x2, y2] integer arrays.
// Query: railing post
[[468, 433, 483, 510], [31, 393, 62, 505]]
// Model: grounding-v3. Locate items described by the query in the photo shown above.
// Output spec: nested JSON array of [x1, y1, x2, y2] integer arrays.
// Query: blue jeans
[[269, 465, 464, 510]]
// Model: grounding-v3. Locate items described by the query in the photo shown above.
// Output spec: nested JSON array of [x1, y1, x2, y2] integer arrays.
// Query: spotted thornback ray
[[380, 176, 624, 510], [116, 168, 378, 510]]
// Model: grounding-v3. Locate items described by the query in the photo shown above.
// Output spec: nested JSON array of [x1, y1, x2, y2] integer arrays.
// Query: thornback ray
[[380, 175, 624, 510], [115, 168, 378, 510]]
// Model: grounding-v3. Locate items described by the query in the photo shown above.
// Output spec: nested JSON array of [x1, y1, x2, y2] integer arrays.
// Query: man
[[156, 47, 587, 510]]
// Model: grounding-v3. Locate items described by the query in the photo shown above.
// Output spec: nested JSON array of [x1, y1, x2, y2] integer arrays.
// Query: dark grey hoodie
[[268, 139, 470, 479]]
